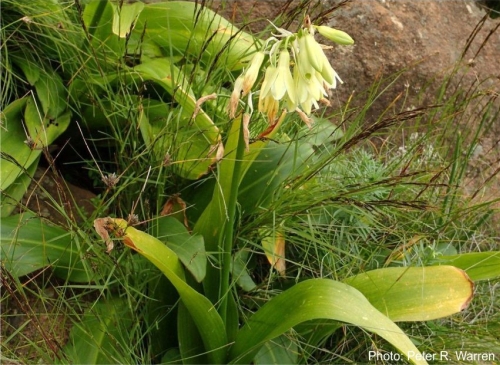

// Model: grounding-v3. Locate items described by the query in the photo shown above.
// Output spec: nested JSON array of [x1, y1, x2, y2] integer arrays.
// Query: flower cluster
[[229, 16, 353, 126]]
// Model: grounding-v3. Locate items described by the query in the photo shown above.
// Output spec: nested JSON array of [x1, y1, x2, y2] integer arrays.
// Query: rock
[[210, 0, 500, 216], [21, 167, 96, 226], [211, 0, 499, 120]]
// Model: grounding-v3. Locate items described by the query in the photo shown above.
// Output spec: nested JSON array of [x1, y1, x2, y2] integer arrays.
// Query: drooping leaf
[[0, 97, 70, 200], [0, 156, 38, 217], [94, 218, 227, 364], [229, 279, 427, 365], [344, 266, 474, 322], [149, 216, 206, 283]]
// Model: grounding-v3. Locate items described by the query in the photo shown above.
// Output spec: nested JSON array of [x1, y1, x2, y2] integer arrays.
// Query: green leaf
[[150, 216, 206, 283], [1, 97, 70, 196], [229, 278, 427, 365], [1, 214, 94, 282], [33, 69, 68, 119], [24, 97, 71, 148], [97, 218, 227, 364], [232, 249, 257, 292], [239, 141, 313, 214], [1, 97, 34, 191], [178, 302, 208, 364], [344, 266, 474, 322], [132, 1, 259, 70], [253, 335, 298, 365], [134, 58, 222, 179], [432, 251, 500, 281], [60, 298, 135, 364], [82, 0, 123, 68], [13, 55, 40, 84], [0, 156, 38, 217], [110, 2, 144, 38]]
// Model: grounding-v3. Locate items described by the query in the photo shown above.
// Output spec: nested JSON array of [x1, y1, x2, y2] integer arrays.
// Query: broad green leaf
[[1, 214, 94, 282], [432, 251, 500, 281], [0, 97, 34, 191], [253, 335, 298, 365], [95, 218, 227, 364], [344, 266, 473, 322], [239, 141, 313, 214], [24, 97, 71, 148], [149, 216, 206, 283], [13, 55, 40, 84], [82, 0, 123, 68], [132, 1, 259, 70], [0, 156, 38, 217], [110, 2, 144, 38], [134, 58, 222, 179], [60, 298, 134, 364], [1, 97, 70, 194], [229, 279, 427, 365], [33, 69, 67, 119]]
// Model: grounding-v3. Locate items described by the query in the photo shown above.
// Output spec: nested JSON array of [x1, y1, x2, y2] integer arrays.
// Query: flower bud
[[315, 26, 354, 45]]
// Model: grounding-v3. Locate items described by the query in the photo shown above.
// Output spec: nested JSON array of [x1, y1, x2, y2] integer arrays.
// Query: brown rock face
[[211, 0, 499, 117], [211, 0, 499, 214]]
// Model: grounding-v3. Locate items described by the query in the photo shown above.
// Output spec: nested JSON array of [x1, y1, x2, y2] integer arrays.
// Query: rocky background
[[211, 0, 500, 215]]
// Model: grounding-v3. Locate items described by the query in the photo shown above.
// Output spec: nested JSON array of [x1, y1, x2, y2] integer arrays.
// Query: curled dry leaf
[[160, 194, 189, 229], [192, 93, 217, 119], [94, 217, 124, 253]]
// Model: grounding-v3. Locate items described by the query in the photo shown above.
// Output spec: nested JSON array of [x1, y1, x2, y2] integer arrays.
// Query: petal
[[303, 33, 324, 73], [242, 51, 265, 95], [260, 66, 279, 99]]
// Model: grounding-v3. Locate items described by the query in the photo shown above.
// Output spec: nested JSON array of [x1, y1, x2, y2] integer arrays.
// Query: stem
[[218, 117, 246, 325]]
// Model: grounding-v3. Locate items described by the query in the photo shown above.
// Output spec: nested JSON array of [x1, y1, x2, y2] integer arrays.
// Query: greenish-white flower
[[242, 51, 265, 95], [228, 16, 352, 125]]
